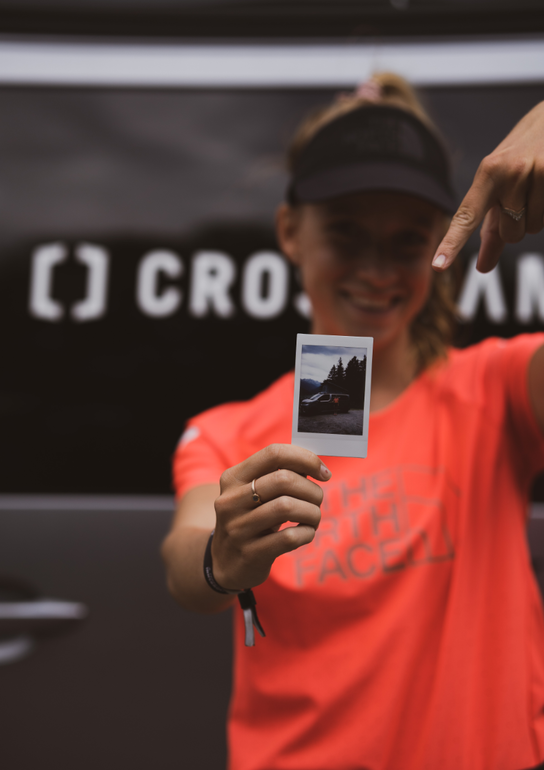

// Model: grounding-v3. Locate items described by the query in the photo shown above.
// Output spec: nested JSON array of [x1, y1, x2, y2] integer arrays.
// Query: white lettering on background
[[242, 251, 288, 319], [457, 255, 508, 323], [25, 243, 544, 326], [189, 251, 235, 318], [28, 242, 68, 321], [515, 253, 544, 323], [71, 243, 109, 321], [136, 250, 182, 317]]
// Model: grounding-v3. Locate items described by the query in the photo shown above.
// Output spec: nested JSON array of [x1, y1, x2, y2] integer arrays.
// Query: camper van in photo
[[300, 391, 350, 415]]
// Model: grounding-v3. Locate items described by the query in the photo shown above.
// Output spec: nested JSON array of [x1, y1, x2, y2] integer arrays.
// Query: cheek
[[299, 248, 345, 290], [404, 263, 434, 305]]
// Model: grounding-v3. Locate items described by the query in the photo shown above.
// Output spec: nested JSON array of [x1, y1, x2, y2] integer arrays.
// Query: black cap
[[287, 105, 456, 215]]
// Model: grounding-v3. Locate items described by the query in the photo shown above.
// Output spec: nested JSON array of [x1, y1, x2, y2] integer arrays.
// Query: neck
[[369, 331, 419, 412]]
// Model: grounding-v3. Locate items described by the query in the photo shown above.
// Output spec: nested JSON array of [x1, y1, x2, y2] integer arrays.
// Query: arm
[[161, 483, 234, 613], [430, 101, 544, 436], [529, 343, 544, 437], [432, 100, 544, 273], [161, 444, 331, 613]]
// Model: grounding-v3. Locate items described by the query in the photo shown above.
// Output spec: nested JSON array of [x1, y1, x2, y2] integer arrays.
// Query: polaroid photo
[[292, 334, 373, 459]]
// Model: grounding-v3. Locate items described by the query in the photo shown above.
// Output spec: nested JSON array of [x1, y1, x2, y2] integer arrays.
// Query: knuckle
[[479, 154, 500, 180], [507, 156, 531, 179], [267, 443, 284, 461], [273, 495, 292, 515], [214, 489, 239, 525], [452, 205, 479, 231], [274, 468, 292, 487], [281, 526, 300, 551], [480, 152, 531, 184], [214, 494, 227, 517], [533, 160, 544, 179], [219, 468, 233, 490]]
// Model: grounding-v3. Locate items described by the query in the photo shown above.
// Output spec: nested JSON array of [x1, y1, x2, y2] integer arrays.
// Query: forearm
[[161, 524, 236, 613]]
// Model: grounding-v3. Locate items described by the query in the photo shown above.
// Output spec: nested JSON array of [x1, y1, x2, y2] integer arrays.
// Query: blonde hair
[[287, 72, 457, 370]]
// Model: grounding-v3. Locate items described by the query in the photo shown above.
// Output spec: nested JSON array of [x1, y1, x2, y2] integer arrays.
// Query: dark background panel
[[0, 83, 543, 495], [0, 15, 542, 770], [0, 507, 232, 770], [0, 0, 543, 37]]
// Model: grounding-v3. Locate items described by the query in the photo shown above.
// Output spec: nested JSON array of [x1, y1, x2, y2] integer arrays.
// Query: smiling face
[[277, 191, 446, 356]]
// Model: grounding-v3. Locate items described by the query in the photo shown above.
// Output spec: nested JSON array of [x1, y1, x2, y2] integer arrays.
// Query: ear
[[276, 203, 302, 266]]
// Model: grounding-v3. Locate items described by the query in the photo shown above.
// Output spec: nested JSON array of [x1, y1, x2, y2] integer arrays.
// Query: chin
[[340, 313, 406, 342]]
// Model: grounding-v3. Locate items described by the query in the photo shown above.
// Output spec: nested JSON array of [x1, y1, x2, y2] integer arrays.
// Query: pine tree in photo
[[344, 355, 366, 407], [344, 355, 358, 398]]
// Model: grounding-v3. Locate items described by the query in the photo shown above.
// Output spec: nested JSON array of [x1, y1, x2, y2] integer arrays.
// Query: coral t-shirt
[[173, 335, 544, 770]]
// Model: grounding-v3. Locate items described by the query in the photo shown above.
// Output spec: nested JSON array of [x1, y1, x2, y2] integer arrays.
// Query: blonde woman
[[163, 75, 544, 770]]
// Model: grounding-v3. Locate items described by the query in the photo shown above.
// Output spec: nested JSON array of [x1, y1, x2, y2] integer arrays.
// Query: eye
[[323, 219, 367, 249], [392, 230, 433, 256], [325, 219, 358, 237], [398, 231, 428, 246]]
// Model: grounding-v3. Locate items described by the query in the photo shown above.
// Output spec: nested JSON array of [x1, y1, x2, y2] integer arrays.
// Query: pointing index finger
[[432, 163, 497, 271]]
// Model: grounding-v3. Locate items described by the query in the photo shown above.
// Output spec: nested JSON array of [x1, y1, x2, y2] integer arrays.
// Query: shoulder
[[173, 371, 294, 499], [443, 334, 544, 376], [429, 333, 544, 409]]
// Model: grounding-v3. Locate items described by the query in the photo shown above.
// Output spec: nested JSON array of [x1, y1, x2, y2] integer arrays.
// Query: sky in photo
[[301, 344, 366, 383]]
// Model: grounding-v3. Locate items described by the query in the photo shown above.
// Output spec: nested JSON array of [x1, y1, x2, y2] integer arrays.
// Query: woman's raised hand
[[432, 101, 544, 274], [211, 444, 331, 591]]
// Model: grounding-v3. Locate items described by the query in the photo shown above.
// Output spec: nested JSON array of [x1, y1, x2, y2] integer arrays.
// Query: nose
[[353, 246, 398, 285]]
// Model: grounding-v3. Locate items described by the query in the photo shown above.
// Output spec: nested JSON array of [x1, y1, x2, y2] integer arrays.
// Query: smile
[[341, 291, 403, 314]]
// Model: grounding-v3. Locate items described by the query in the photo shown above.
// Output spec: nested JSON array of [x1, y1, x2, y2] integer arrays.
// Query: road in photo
[[298, 409, 364, 435]]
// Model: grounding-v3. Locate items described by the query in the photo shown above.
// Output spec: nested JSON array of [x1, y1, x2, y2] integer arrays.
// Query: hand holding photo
[[292, 334, 373, 458]]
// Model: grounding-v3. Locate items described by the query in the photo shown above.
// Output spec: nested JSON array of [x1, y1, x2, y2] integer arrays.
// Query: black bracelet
[[203, 529, 242, 595], [203, 530, 266, 646]]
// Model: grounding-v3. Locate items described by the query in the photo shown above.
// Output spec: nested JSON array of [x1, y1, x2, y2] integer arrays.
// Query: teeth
[[350, 296, 394, 310]]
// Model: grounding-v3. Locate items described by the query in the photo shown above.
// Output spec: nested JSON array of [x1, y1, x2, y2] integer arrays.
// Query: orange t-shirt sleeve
[[172, 418, 230, 500], [488, 333, 544, 484]]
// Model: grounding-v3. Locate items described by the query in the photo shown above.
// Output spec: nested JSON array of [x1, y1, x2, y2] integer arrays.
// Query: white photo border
[[292, 333, 373, 459]]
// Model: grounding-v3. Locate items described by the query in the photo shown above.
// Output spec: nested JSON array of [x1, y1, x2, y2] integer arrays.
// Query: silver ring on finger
[[251, 478, 262, 504], [500, 204, 526, 222]]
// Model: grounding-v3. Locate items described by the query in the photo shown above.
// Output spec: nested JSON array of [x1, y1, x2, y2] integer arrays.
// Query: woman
[[162, 74, 544, 770]]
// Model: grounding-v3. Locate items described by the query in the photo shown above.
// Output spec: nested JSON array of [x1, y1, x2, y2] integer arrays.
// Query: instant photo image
[[292, 334, 373, 458]]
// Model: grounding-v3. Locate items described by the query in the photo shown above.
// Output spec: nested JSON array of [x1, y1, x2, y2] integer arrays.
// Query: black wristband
[[203, 530, 241, 595], [202, 530, 266, 646]]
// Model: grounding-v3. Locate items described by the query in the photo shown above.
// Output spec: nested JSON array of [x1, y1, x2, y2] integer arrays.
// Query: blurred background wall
[[0, 2, 543, 768]]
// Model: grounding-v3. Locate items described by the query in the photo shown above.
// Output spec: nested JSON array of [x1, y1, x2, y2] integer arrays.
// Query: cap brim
[[292, 161, 457, 215]]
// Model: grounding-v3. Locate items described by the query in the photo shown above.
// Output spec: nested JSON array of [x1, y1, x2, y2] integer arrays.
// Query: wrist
[[203, 531, 244, 595], [203, 530, 266, 646]]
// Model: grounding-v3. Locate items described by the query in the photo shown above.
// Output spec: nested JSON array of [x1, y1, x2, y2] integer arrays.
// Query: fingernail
[[432, 254, 447, 268], [320, 464, 331, 479]]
